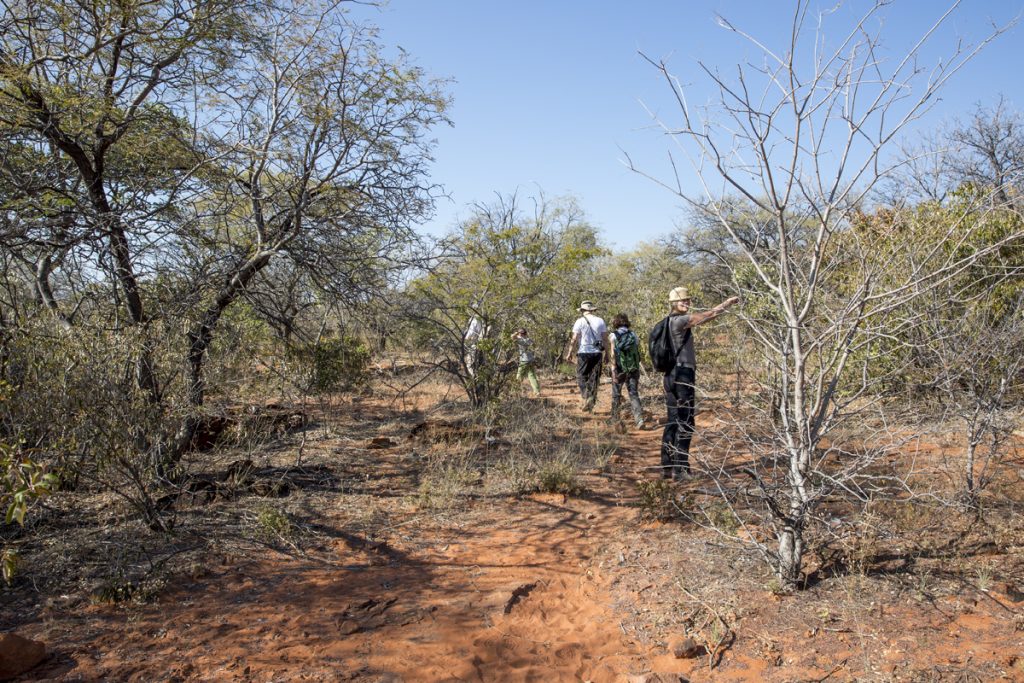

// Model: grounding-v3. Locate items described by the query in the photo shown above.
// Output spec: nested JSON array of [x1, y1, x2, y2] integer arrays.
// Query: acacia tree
[[407, 193, 603, 407], [894, 195, 1024, 500], [0, 0, 449, 520], [165, 0, 449, 465], [630, 1, 1020, 586]]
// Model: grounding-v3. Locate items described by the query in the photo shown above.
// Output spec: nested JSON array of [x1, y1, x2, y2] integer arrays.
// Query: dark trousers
[[576, 352, 603, 408], [611, 370, 643, 423], [661, 366, 695, 475]]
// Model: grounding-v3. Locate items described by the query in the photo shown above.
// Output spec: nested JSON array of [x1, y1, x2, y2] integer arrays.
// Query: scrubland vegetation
[[1, 0, 1023, 680]]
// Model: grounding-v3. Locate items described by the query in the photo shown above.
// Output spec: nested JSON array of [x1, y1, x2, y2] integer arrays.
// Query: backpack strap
[[582, 315, 602, 351]]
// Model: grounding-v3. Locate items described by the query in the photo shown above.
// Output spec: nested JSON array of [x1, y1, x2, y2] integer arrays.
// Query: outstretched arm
[[688, 296, 740, 327]]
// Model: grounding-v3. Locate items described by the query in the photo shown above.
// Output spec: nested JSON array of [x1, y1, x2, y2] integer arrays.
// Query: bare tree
[[883, 99, 1024, 206], [628, 0, 1020, 586]]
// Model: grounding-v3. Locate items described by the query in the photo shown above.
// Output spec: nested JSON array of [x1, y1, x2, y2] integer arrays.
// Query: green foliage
[[289, 336, 371, 394], [1, 548, 20, 585], [253, 504, 293, 543], [1, 442, 58, 526], [941, 186, 1024, 319], [2, 377, 61, 528], [636, 479, 679, 521], [2, 320, 168, 460], [845, 193, 1024, 395], [590, 243, 690, 362], [91, 571, 168, 605], [407, 194, 606, 406], [703, 500, 740, 536]]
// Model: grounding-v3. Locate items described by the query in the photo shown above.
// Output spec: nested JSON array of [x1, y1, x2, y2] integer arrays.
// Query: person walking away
[[659, 287, 739, 480], [464, 314, 484, 377], [608, 313, 644, 429], [565, 301, 606, 412], [512, 328, 541, 396]]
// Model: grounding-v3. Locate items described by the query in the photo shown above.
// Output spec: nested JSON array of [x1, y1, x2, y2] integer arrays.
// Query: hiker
[[464, 314, 484, 376], [564, 301, 607, 412], [608, 313, 644, 429], [658, 287, 739, 480], [511, 328, 541, 396]]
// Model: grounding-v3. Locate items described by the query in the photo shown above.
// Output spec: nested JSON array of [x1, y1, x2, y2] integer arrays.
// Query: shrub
[[703, 500, 740, 536], [636, 479, 679, 521], [535, 460, 581, 495], [254, 504, 293, 542], [91, 571, 167, 605], [289, 336, 371, 394]]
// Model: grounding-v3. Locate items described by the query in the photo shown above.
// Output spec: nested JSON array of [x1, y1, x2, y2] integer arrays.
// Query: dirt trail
[[16, 377, 1024, 681], [20, 379, 688, 682]]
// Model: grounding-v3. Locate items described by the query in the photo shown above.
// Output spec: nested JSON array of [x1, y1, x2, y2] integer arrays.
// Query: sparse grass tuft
[[1, 548, 20, 585], [417, 460, 480, 510], [535, 459, 582, 495]]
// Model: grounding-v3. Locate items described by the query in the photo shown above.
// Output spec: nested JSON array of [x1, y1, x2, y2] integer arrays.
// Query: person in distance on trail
[[511, 328, 541, 397], [660, 287, 739, 480], [607, 313, 645, 430], [464, 313, 485, 377], [564, 301, 607, 412]]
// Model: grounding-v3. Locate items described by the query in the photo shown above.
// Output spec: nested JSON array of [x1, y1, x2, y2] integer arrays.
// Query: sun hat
[[668, 287, 691, 303], [579, 301, 598, 312]]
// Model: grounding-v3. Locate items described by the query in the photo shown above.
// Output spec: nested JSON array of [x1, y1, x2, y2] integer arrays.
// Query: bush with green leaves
[[288, 336, 371, 394], [405, 193, 606, 406]]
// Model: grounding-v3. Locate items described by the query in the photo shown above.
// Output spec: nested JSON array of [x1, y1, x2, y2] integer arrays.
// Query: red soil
[[8, 377, 1024, 682]]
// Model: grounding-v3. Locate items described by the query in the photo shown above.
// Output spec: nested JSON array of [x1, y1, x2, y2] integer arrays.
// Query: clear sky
[[352, 1, 1023, 249]]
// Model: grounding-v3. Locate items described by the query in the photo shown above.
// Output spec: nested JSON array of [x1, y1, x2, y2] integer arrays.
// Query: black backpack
[[648, 316, 689, 373]]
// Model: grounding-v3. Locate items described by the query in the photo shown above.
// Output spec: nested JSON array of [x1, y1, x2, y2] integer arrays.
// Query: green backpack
[[614, 329, 641, 375]]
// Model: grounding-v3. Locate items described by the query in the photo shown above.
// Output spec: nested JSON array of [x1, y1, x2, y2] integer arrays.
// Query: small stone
[[995, 581, 1024, 603], [669, 636, 704, 659], [367, 437, 395, 449], [337, 619, 361, 635], [0, 632, 47, 679], [627, 674, 689, 683]]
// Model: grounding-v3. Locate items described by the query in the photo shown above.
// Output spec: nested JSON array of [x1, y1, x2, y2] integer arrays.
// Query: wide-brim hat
[[579, 300, 598, 312], [668, 287, 691, 302]]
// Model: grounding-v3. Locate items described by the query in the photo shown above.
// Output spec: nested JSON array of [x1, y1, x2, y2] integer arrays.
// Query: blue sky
[[353, 1, 1023, 249]]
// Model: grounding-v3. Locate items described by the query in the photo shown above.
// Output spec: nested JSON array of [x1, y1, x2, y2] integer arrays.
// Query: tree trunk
[[777, 517, 804, 588], [159, 251, 275, 475]]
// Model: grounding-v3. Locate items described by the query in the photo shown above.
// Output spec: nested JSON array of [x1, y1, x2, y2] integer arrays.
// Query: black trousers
[[661, 365, 695, 475], [576, 352, 603, 408]]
